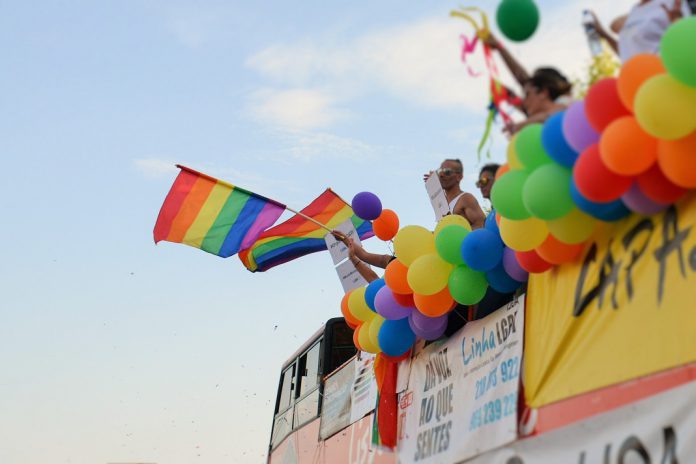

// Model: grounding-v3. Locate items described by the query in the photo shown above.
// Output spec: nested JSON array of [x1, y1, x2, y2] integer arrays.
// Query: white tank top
[[448, 192, 466, 213]]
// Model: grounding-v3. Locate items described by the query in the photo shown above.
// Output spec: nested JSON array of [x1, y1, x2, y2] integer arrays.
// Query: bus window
[[271, 362, 296, 448], [294, 342, 322, 428], [277, 363, 296, 413], [325, 320, 357, 374]]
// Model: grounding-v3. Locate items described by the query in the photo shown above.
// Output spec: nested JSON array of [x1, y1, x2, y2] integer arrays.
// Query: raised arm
[[453, 193, 486, 230], [484, 33, 530, 87], [588, 10, 619, 55], [332, 231, 392, 269]]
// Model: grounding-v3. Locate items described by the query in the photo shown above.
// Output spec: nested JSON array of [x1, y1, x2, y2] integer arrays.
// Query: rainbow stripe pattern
[[239, 189, 373, 272], [153, 165, 285, 258]]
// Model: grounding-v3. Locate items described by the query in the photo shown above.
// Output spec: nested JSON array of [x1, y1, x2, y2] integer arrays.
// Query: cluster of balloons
[[352, 191, 400, 241], [490, 18, 696, 274], [342, 192, 527, 357], [496, 0, 539, 42]]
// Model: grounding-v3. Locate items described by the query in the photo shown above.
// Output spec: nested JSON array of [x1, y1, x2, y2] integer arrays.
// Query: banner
[[468, 380, 696, 463], [351, 353, 378, 423], [398, 297, 525, 463], [525, 194, 696, 408]]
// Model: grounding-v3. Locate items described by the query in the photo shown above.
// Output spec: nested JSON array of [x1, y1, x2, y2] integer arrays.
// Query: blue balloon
[[570, 179, 631, 222], [378, 318, 416, 357], [461, 229, 504, 272], [485, 263, 522, 293], [364, 278, 386, 311], [542, 112, 579, 168], [484, 209, 500, 235]]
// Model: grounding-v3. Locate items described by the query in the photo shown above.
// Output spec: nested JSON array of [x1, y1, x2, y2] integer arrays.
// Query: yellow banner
[[524, 193, 696, 408]]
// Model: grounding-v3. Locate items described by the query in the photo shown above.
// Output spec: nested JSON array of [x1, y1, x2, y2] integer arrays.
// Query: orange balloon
[[393, 291, 415, 307], [384, 259, 412, 294], [373, 209, 400, 241], [496, 163, 510, 180], [657, 131, 696, 188], [617, 53, 666, 111], [599, 116, 657, 176], [536, 234, 584, 265], [413, 287, 455, 317], [353, 324, 362, 351], [341, 290, 360, 328]]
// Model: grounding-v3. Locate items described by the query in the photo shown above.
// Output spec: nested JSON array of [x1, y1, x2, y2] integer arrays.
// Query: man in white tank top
[[432, 159, 486, 230]]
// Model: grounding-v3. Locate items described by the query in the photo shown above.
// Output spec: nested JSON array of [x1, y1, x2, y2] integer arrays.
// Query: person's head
[[437, 159, 463, 191], [522, 67, 572, 115], [477, 164, 500, 199]]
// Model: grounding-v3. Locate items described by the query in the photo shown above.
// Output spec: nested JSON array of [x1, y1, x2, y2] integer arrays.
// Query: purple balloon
[[411, 310, 448, 332], [562, 101, 600, 154], [502, 247, 528, 282], [408, 313, 447, 340], [621, 183, 669, 216], [375, 286, 413, 320], [352, 191, 382, 221]]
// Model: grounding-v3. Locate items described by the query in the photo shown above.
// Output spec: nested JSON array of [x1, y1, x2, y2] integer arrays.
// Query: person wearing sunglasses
[[476, 164, 500, 201], [425, 159, 486, 230]]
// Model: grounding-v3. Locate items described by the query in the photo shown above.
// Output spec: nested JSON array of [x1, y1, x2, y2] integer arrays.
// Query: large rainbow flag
[[239, 189, 374, 272], [153, 165, 285, 257]]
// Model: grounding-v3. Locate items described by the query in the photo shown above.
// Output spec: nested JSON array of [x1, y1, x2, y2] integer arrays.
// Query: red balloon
[[392, 291, 415, 307], [636, 163, 687, 204], [378, 350, 412, 363], [584, 78, 631, 132], [515, 249, 553, 273], [573, 144, 633, 202]]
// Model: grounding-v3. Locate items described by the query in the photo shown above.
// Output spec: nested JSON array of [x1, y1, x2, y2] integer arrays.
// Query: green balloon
[[435, 225, 469, 265], [522, 164, 573, 220], [515, 124, 552, 169], [448, 265, 488, 305], [661, 17, 696, 88], [490, 169, 531, 220], [496, 0, 540, 42]]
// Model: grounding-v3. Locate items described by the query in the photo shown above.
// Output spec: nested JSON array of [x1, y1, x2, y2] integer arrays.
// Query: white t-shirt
[[618, 0, 691, 62], [448, 192, 466, 213]]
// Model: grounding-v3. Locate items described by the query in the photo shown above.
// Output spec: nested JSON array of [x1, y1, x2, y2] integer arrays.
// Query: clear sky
[[1, 1, 634, 463]]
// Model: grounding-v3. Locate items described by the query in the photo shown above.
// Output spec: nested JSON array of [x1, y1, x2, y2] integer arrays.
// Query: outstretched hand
[[331, 230, 357, 258]]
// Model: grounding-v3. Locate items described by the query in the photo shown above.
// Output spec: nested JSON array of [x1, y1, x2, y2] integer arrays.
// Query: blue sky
[[1, 1, 634, 462]]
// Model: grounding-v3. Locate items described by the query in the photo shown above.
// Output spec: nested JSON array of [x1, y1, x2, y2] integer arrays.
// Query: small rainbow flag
[[239, 189, 373, 272], [154, 165, 285, 258]]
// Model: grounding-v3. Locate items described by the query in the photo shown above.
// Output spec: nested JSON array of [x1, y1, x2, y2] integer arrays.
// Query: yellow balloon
[[499, 216, 548, 251], [634, 74, 696, 140], [393, 225, 436, 266], [434, 214, 472, 236], [547, 208, 596, 244], [358, 322, 381, 354], [406, 253, 454, 296], [348, 287, 374, 323], [368, 314, 385, 351], [507, 135, 523, 170]]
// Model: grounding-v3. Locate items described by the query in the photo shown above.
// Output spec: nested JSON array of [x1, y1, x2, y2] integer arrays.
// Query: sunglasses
[[476, 177, 491, 188], [437, 168, 462, 176]]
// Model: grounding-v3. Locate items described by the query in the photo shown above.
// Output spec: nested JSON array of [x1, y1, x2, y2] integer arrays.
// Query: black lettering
[[653, 206, 690, 303], [574, 243, 621, 317], [598, 244, 621, 310], [618, 435, 651, 464], [506, 457, 524, 464], [690, 247, 696, 272], [622, 219, 654, 300], [661, 426, 678, 464], [574, 244, 599, 317]]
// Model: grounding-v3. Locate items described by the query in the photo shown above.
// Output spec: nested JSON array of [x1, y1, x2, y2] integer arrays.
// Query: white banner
[[351, 353, 378, 423], [425, 174, 450, 221], [466, 379, 696, 463], [336, 259, 369, 293], [398, 297, 525, 463], [324, 219, 362, 265]]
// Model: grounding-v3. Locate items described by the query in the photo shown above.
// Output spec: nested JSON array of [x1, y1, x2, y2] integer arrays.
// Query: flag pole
[[285, 206, 334, 233]]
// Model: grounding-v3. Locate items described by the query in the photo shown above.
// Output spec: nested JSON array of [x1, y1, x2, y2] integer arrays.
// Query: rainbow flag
[[239, 189, 373, 272], [153, 165, 285, 258]]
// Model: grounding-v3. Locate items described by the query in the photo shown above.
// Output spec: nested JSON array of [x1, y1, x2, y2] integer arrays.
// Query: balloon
[[599, 116, 657, 176], [378, 350, 412, 363], [573, 144, 633, 202], [372, 209, 399, 241], [413, 287, 455, 318], [636, 163, 687, 204], [562, 101, 600, 153], [358, 321, 381, 354], [351, 191, 382, 221], [515, 249, 553, 273], [569, 178, 631, 222], [634, 74, 696, 140], [384, 259, 412, 295], [378, 318, 416, 357], [584, 78, 631, 132], [495, 163, 511, 181], [499, 216, 548, 251], [515, 124, 552, 169], [485, 264, 522, 293], [374, 286, 413, 320], [461, 229, 504, 271], [341, 290, 361, 328], [348, 287, 375, 323], [408, 313, 447, 341], [364, 278, 386, 311], [502, 247, 528, 282], [434, 225, 469, 265], [434, 214, 472, 235], [536, 234, 584, 265], [541, 111, 579, 167], [661, 16, 696, 87], [490, 169, 531, 220], [484, 210, 500, 235], [367, 315, 386, 352], [546, 208, 596, 244], [621, 183, 669, 216], [353, 324, 362, 351], [393, 225, 435, 266], [657, 131, 696, 188], [507, 136, 523, 169], [617, 53, 666, 111], [393, 292, 415, 307], [407, 254, 453, 295], [447, 265, 488, 305], [496, 0, 539, 42], [522, 163, 574, 220]]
